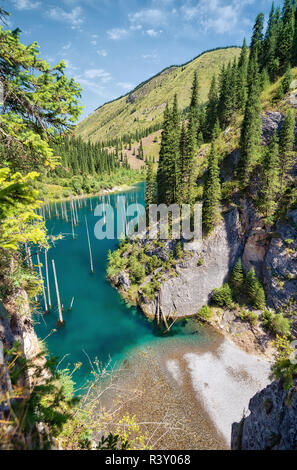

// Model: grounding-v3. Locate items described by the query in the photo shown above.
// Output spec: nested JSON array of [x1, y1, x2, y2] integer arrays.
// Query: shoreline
[[43, 180, 145, 204], [96, 324, 272, 449]]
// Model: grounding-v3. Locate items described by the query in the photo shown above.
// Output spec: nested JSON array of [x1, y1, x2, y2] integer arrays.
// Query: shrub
[[129, 256, 146, 284], [271, 314, 291, 337], [175, 241, 183, 259], [261, 310, 291, 337], [240, 309, 258, 326], [212, 283, 233, 308], [197, 305, 212, 320]]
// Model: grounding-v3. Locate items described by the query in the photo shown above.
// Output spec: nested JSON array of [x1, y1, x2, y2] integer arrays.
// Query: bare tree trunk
[[45, 249, 52, 309], [85, 215, 94, 274], [52, 259, 64, 326]]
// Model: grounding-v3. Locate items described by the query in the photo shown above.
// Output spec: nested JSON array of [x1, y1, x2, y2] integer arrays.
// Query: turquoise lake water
[[34, 182, 209, 389]]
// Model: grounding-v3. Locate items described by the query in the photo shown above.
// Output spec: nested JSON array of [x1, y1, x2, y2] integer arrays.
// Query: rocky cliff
[[232, 380, 297, 450]]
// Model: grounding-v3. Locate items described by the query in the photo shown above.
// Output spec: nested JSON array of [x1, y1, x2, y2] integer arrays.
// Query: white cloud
[[129, 9, 165, 27], [91, 40, 97, 46], [62, 42, 71, 50], [146, 29, 162, 37], [181, 0, 254, 34], [12, 0, 40, 10], [117, 82, 134, 91], [107, 28, 129, 40], [83, 69, 111, 83], [97, 49, 108, 57], [48, 6, 84, 29], [141, 51, 158, 60]]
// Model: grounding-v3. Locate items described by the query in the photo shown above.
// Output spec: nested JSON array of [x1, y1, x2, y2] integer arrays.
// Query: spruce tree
[[202, 141, 221, 234], [145, 160, 155, 219], [277, 0, 295, 72], [230, 258, 244, 297], [263, 2, 280, 78], [205, 74, 219, 141], [182, 115, 196, 205], [262, 131, 280, 218], [279, 108, 295, 189], [236, 38, 249, 110], [282, 64, 293, 92], [245, 268, 266, 310], [157, 101, 180, 205], [250, 13, 264, 65], [238, 54, 262, 187]]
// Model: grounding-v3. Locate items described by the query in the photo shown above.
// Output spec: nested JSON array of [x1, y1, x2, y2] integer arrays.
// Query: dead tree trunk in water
[[85, 215, 94, 274], [52, 259, 64, 326], [45, 249, 52, 309]]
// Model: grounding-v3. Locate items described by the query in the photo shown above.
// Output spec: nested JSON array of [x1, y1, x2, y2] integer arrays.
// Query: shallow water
[[34, 183, 212, 388]]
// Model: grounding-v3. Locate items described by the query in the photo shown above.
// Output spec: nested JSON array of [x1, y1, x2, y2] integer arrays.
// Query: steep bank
[[232, 379, 297, 450]]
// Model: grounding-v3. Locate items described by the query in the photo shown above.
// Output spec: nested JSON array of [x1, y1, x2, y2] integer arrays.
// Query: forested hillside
[[75, 47, 241, 144]]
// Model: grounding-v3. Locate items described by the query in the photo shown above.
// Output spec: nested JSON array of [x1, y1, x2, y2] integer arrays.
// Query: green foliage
[[239, 309, 258, 326], [197, 305, 212, 320], [230, 258, 244, 296], [279, 108, 295, 189], [261, 310, 291, 337], [244, 268, 266, 309], [107, 248, 128, 278], [202, 141, 221, 234], [283, 64, 293, 92], [175, 241, 183, 259], [1, 343, 80, 449], [128, 255, 146, 284], [238, 54, 262, 187], [211, 283, 233, 308], [270, 359, 297, 390], [0, 169, 47, 250]]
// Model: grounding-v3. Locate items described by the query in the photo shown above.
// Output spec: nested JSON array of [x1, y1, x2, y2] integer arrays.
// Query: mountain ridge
[[75, 46, 242, 144]]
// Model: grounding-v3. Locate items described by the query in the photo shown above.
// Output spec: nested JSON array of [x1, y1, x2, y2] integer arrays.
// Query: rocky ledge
[[232, 380, 297, 450]]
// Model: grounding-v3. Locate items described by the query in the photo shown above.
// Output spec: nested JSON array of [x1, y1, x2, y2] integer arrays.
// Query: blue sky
[[4, 0, 279, 120]]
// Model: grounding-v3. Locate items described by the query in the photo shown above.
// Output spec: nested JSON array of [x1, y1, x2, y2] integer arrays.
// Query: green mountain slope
[[76, 47, 241, 143]]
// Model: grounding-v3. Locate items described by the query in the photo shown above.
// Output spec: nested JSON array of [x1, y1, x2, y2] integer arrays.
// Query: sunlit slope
[[76, 47, 241, 143]]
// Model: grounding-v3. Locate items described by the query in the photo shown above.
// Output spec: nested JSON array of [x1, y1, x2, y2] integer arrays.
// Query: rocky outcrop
[[140, 208, 243, 318], [261, 111, 284, 145], [264, 211, 297, 316], [232, 380, 297, 450]]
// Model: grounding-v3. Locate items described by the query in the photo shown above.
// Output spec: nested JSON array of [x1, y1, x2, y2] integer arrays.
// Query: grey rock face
[[118, 271, 131, 292], [143, 209, 243, 318], [264, 216, 297, 314], [261, 111, 283, 145], [232, 380, 297, 450]]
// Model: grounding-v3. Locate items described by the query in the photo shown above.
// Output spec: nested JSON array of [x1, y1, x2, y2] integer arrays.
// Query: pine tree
[[157, 101, 180, 205], [218, 62, 235, 128], [205, 74, 219, 141], [238, 54, 262, 187], [250, 13, 264, 65], [261, 131, 280, 218], [202, 141, 221, 234], [145, 160, 155, 217], [230, 258, 244, 297], [260, 68, 270, 90], [236, 39, 249, 110], [244, 268, 266, 309], [283, 64, 293, 92], [182, 115, 196, 205], [277, 0, 295, 72], [263, 2, 280, 78], [279, 108, 295, 189]]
